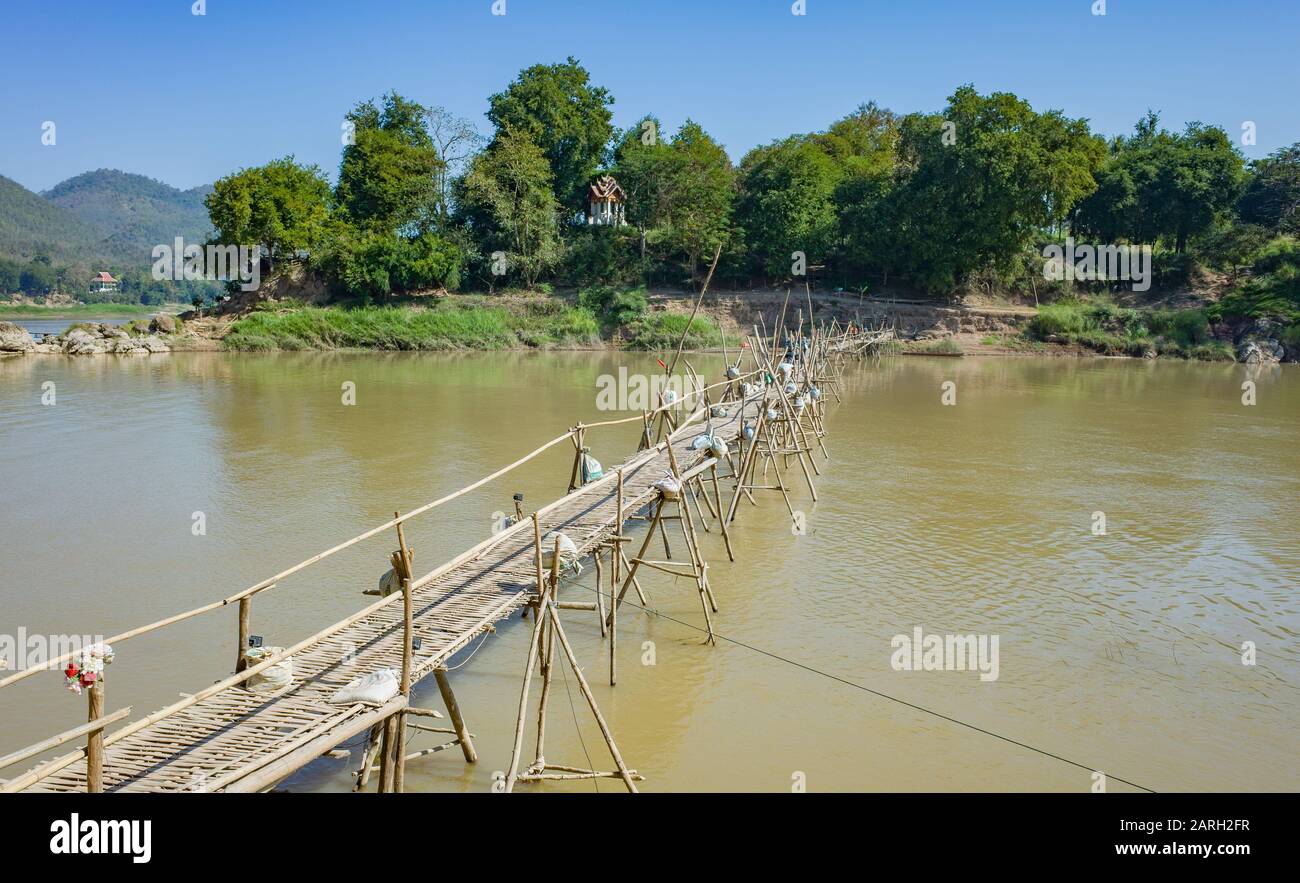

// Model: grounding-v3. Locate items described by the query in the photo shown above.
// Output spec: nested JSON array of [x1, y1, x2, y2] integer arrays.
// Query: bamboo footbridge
[[1, 306, 890, 794]]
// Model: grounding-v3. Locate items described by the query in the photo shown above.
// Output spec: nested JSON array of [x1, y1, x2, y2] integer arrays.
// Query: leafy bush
[[625, 312, 721, 350], [322, 228, 462, 300], [1213, 237, 1300, 323], [578, 284, 649, 327], [1147, 309, 1211, 347], [562, 226, 644, 288], [1028, 298, 1220, 359], [1027, 301, 1097, 338]]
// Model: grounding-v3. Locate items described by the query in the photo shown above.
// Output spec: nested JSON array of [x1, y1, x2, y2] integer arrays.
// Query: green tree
[[612, 115, 677, 260], [487, 58, 614, 216], [0, 257, 20, 294], [19, 261, 56, 294], [206, 157, 332, 264], [736, 136, 841, 280], [1075, 113, 1245, 252], [1238, 143, 1300, 235], [815, 101, 900, 172], [459, 126, 562, 287], [886, 87, 1104, 291], [336, 92, 444, 233], [663, 121, 735, 287]]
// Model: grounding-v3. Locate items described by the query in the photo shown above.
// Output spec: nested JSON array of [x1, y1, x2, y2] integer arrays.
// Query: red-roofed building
[[89, 271, 119, 294]]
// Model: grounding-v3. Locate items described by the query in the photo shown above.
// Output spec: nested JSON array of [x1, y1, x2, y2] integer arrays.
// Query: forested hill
[[0, 174, 104, 263], [42, 169, 213, 264], [0, 170, 212, 268]]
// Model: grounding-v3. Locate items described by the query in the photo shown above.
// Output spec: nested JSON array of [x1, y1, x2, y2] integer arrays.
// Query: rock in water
[[0, 321, 34, 352], [62, 329, 106, 355]]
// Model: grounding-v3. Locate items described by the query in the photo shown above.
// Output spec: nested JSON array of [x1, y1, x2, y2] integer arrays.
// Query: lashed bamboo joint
[[0, 317, 884, 794]]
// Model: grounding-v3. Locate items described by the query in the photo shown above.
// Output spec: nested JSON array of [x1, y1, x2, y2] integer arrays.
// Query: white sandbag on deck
[[653, 473, 682, 501], [541, 531, 580, 572], [244, 646, 294, 694], [331, 668, 400, 705]]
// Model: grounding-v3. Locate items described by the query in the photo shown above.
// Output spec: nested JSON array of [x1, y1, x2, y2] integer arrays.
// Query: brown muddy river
[[1, 351, 1296, 792]]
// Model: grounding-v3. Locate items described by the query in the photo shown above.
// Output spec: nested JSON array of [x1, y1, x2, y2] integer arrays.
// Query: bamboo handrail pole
[[0, 706, 132, 771]]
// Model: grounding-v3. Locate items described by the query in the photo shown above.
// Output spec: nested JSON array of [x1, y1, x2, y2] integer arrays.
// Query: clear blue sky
[[2, 0, 1297, 192]]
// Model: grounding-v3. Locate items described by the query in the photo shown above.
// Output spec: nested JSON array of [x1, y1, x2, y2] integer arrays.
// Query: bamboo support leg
[[618, 548, 650, 607], [611, 499, 663, 613], [534, 596, 555, 770], [377, 716, 395, 792], [710, 464, 735, 561], [434, 668, 477, 764], [355, 723, 383, 791], [543, 603, 638, 793], [504, 515, 551, 792], [678, 497, 719, 627], [594, 549, 607, 637], [609, 546, 618, 686]]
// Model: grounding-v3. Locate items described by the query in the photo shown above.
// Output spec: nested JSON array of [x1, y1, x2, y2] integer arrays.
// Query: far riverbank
[[1, 291, 1293, 364]]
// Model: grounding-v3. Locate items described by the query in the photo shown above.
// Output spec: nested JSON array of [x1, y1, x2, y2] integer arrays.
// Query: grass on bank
[[221, 293, 725, 352], [221, 299, 602, 351], [624, 312, 722, 350], [1025, 300, 1236, 360], [0, 303, 160, 319]]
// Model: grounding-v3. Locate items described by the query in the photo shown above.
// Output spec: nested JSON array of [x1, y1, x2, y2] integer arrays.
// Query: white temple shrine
[[585, 174, 626, 226]]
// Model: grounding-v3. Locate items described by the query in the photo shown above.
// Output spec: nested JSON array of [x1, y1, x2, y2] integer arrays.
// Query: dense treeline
[[203, 58, 1299, 334], [0, 253, 217, 305]]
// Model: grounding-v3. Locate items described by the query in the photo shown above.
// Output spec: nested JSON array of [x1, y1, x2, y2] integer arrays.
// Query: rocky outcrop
[[1235, 318, 1287, 364], [61, 329, 104, 354], [150, 314, 177, 334], [0, 321, 34, 352], [54, 324, 172, 355]]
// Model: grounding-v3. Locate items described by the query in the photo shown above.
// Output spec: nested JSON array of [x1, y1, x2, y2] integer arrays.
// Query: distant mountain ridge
[[0, 169, 213, 269]]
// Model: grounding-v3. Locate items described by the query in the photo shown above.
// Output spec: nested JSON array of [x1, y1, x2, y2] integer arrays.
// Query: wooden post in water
[[432, 668, 477, 763], [235, 596, 251, 673], [610, 469, 622, 686], [86, 677, 104, 793], [392, 515, 415, 793]]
